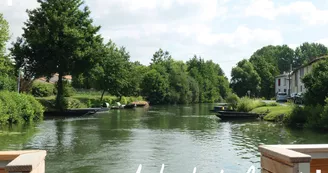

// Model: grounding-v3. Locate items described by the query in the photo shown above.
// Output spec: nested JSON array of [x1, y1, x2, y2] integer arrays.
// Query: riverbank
[[36, 94, 145, 111], [251, 105, 293, 121]]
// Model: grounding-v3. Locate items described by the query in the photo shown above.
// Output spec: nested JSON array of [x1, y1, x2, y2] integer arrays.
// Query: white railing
[[135, 164, 256, 173]]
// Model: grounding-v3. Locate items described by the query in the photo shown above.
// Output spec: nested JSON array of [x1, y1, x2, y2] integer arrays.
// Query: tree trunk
[[55, 72, 64, 112], [100, 90, 106, 102]]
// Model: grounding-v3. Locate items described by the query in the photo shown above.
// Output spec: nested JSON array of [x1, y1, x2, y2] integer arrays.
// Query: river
[[1, 104, 328, 173]]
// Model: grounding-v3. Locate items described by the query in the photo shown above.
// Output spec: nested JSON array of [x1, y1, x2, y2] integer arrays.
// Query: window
[[284, 89, 287, 92], [300, 68, 304, 77], [295, 73, 298, 87], [278, 79, 281, 86]]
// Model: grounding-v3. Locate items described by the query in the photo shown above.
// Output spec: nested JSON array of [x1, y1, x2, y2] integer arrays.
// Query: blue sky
[[1, 0, 328, 78]]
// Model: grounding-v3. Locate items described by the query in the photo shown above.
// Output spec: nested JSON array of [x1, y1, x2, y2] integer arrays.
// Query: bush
[[62, 81, 75, 97], [0, 75, 16, 91], [283, 105, 310, 128], [236, 97, 265, 112], [226, 93, 240, 110], [32, 82, 56, 97], [0, 91, 44, 124]]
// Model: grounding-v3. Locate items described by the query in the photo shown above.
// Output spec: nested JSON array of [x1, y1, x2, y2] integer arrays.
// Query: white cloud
[[196, 26, 283, 47], [317, 38, 328, 47], [244, 0, 328, 25]]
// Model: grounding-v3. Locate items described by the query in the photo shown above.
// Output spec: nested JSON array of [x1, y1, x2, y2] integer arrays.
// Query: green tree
[[249, 45, 293, 98], [294, 42, 328, 68], [0, 13, 9, 55], [91, 41, 131, 101], [141, 69, 169, 104], [187, 56, 226, 102], [10, 0, 103, 110], [303, 58, 328, 105], [230, 59, 261, 97]]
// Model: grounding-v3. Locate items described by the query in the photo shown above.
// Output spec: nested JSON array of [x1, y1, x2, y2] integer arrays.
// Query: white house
[[275, 72, 290, 95], [290, 57, 325, 94], [275, 56, 327, 96]]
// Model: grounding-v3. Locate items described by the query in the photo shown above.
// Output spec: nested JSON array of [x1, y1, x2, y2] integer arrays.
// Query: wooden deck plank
[[5, 151, 46, 172]]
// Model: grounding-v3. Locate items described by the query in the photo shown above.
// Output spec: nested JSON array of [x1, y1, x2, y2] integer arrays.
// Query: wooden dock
[[259, 144, 328, 173], [0, 150, 46, 173]]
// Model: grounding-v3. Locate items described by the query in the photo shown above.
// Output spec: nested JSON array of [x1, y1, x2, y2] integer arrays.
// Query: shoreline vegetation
[[1, 1, 328, 131]]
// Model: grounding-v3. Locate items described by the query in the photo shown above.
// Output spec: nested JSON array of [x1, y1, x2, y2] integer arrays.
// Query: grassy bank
[[251, 105, 293, 121], [37, 94, 145, 111]]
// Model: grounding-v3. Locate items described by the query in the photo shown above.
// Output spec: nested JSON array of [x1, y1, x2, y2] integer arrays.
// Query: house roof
[[291, 55, 328, 75], [35, 73, 72, 84]]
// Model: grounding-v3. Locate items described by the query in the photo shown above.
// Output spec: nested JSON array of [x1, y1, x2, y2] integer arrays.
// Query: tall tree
[[294, 42, 328, 68], [0, 13, 9, 55], [91, 41, 131, 101], [230, 59, 261, 97], [10, 0, 103, 110]]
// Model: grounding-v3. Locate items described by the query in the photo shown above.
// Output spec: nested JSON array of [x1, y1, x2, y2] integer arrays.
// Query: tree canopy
[[294, 42, 328, 67], [10, 0, 103, 109], [303, 58, 328, 105], [230, 59, 261, 97]]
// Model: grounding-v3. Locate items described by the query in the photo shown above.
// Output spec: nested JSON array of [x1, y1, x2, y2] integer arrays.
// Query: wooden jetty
[[0, 150, 46, 173], [259, 144, 328, 173], [215, 111, 260, 120]]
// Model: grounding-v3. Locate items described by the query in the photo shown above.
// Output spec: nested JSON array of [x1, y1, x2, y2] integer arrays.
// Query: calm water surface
[[1, 104, 328, 173]]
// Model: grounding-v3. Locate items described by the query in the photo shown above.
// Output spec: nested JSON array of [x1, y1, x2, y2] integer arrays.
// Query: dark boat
[[44, 108, 110, 119], [215, 111, 260, 120]]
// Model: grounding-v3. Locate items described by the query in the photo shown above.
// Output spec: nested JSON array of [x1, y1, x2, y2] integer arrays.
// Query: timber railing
[[0, 150, 46, 173], [259, 144, 328, 173]]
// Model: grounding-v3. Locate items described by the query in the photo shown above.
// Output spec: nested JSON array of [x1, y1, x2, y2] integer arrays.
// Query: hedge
[[0, 91, 44, 124]]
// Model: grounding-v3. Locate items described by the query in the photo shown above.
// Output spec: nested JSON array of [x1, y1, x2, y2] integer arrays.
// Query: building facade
[[275, 73, 290, 95], [290, 57, 326, 94], [275, 57, 326, 96]]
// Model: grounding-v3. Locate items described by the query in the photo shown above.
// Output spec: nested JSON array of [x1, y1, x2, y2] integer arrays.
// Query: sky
[[1, 0, 328, 78]]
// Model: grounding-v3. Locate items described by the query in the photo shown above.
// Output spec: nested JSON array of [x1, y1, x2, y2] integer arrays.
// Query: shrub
[[61, 98, 86, 109], [0, 75, 16, 91], [236, 97, 265, 112], [283, 105, 309, 128], [32, 82, 56, 97], [226, 93, 240, 110], [62, 81, 75, 97], [0, 91, 44, 124], [266, 102, 278, 107]]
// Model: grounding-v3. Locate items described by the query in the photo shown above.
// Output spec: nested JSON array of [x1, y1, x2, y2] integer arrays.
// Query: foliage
[[62, 81, 75, 97], [0, 13, 9, 55], [230, 59, 261, 97], [141, 68, 169, 104], [0, 75, 16, 91], [32, 82, 56, 97], [10, 0, 103, 110], [294, 42, 328, 67], [303, 58, 328, 105], [0, 91, 44, 124], [236, 97, 265, 112], [226, 93, 240, 110], [283, 105, 310, 128], [187, 56, 227, 102], [91, 41, 132, 101]]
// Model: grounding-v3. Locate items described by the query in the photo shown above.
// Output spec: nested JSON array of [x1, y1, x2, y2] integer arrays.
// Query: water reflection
[[1, 104, 328, 173]]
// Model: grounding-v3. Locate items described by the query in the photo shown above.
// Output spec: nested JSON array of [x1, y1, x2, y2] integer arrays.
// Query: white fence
[[135, 164, 256, 173]]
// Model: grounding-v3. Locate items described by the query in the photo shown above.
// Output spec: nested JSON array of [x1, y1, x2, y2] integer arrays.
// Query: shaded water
[[1, 104, 328, 173]]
